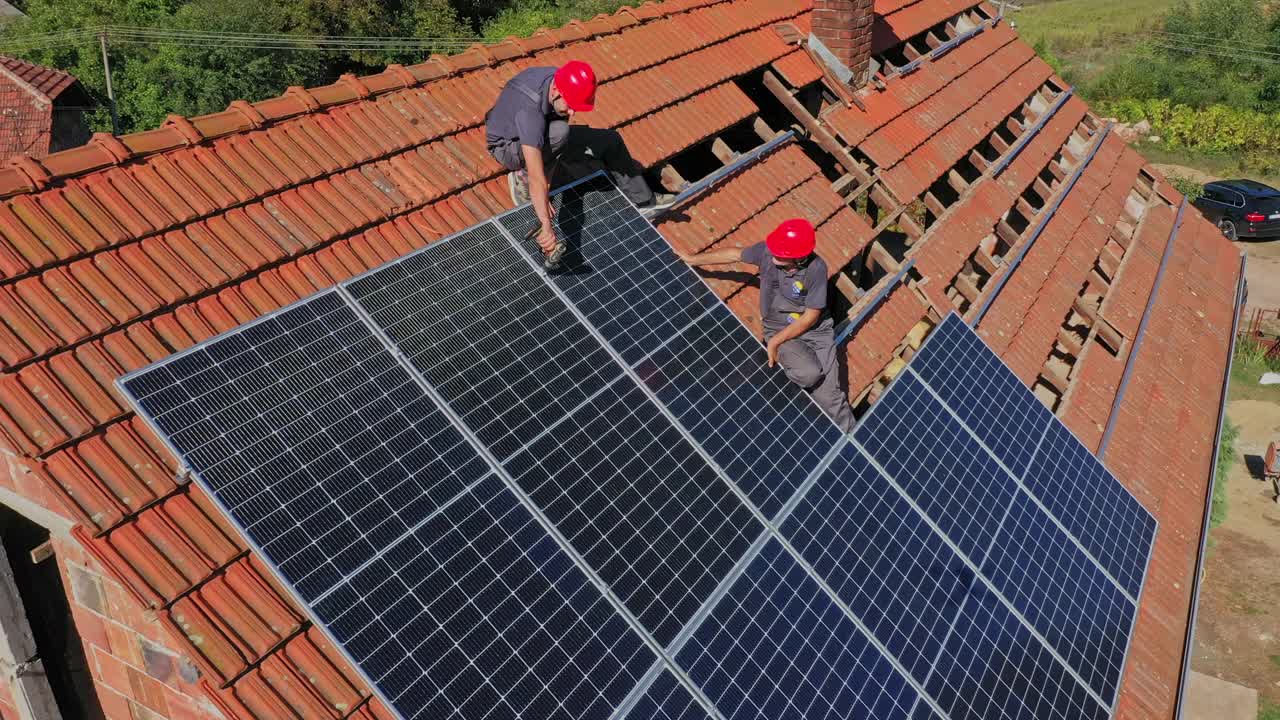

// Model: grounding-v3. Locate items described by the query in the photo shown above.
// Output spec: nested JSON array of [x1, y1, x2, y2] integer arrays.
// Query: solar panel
[[781, 442, 974, 683], [637, 304, 845, 519], [120, 173, 1159, 720], [119, 292, 489, 602], [624, 670, 712, 720], [675, 539, 919, 720], [120, 293, 656, 718], [503, 375, 760, 646], [924, 585, 1109, 720], [498, 175, 718, 366], [1021, 421, 1156, 598], [981, 493, 1135, 704], [854, 373, 1019, 563], [312, 476, 655, 719], [502, 177, 844, 521], [907, 314, 1055, 476], [345, 222, 622, 461]]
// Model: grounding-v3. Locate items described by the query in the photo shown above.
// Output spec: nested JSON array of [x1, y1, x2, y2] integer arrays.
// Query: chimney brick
[[811, 0, 875, 87]]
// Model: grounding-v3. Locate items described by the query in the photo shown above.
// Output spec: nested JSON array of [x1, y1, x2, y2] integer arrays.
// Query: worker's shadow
[[546, 189, 596, 277], [694, 268, 761, 289], [1244, 454, 1267, 480]]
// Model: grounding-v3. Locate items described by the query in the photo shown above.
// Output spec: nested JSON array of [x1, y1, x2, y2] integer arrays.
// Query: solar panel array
[[120, 173, 1157, 720]]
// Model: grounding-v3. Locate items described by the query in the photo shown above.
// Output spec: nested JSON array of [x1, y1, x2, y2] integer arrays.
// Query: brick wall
[[1, 453, 221, 720], [811, 0, 876, 86]]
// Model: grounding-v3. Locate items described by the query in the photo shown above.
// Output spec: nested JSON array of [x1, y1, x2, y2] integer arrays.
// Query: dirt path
[[1149, 163, 1280, 312], [1192, 399, 1280, 703]]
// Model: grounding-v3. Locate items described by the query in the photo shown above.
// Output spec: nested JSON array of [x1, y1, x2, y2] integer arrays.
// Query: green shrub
[[1096, 99, 1280, 158], [1210, 417, 1239, 528], [482, 0, 629, 39], [1165, 173, 1204, 201]]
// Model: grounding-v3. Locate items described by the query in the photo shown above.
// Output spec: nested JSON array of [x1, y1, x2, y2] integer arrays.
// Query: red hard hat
[[554, 61, 597, 112], [766, 218, 816, 259]]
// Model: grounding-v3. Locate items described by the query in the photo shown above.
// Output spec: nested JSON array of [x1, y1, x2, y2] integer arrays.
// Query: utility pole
[[98, 31, 120, 136]]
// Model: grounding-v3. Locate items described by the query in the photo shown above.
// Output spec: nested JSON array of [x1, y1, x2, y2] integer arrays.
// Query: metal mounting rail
[[834, 257, 916, 345], [889, 22, 988, 78], [660, 131, 796, 213], [1098, 196, 1187, 458], [992, 87, 1075, 176], [971, 122, 1113, 327], [1174, 251, 1247, 720]]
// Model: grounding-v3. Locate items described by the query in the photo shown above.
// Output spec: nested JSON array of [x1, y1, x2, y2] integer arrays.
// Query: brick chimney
[[810, 0, 876, 88]]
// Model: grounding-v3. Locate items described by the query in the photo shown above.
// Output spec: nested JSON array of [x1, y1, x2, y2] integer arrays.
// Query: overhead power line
[[0, 25, 487, 53]]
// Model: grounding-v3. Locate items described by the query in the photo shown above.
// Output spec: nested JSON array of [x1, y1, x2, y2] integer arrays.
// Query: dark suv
[[1193, 179, 1280, 241]]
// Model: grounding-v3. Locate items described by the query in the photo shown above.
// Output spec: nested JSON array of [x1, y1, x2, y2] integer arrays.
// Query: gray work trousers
[[766, 319, 855, 433], [489, 121, 655, 206]]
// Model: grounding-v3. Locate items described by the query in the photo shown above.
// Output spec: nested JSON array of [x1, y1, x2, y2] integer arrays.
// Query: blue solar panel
[[676, 539, 919, 720], [121, 174, 1159, 720], [312, 476, 655, 719], [854, 373, 1019, 564], [1022, 421, 1156, 598], [782, 442, 975, 683], [120, 294, 653, 719], [498, 175, 718, 366], [981, 493, 1136, 704], [503, 375, 760, 646], [345, 222, 621, 461], [909, 314, 1054, 476], [120, 292, 489, 602], [625, 671, 712, 720], [924, 584, 1109, 720], [637, 304, 844, 519]]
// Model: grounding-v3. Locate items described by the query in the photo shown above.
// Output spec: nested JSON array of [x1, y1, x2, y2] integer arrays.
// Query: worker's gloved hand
[[536, 226, 558, 254]]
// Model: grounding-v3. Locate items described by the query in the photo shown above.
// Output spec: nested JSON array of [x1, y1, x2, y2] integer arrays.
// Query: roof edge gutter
[[1173, 251, 1248, 719]]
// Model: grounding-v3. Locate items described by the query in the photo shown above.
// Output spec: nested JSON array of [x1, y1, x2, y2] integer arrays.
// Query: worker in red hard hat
[[486, 60, 673, 269], [679, 218, 855, 432]]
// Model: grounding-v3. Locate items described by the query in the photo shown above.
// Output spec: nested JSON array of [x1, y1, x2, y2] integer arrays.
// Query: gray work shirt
[[485, 67, 558, 151], [740, 242, 829, 329]]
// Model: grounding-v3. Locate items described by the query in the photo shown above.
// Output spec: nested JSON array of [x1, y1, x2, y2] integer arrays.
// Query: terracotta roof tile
[[0, 55, 79, 100]]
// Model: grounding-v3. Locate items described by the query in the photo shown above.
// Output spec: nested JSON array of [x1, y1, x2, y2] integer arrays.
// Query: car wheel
[[1219, 219, 1238, 241]]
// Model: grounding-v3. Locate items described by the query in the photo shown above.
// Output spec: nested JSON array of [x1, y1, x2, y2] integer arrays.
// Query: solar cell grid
[[781, 442, 975, 683], [982, 493, 1136, 705], [637, 304, 844, 519], [121, 292, 489, 602], [344, 222, 622, 461], [854, 372, 1019, 564], [675, 539, 918, 720], [924, 585, 1109, 720], [909, 315, 1054, 476], [625, 671, 712, 720], [311, 475, 655, 720], [503, 376, 761, 646], [1022, 421, 1156, 599], [498, 175, 718, 366]]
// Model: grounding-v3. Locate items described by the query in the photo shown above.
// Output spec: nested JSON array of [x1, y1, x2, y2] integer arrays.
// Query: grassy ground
[[1263, 701, 1280, 720], [1230, 338, 1280, 404], [1211, 419, 1240, 528], [1014, 0, 1172, 53]]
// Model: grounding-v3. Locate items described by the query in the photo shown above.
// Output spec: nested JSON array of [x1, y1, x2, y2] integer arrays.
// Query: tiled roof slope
[[0, 55, 82, 161], [0, 1, 1240, 719], [0, 55, 79, 101]]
